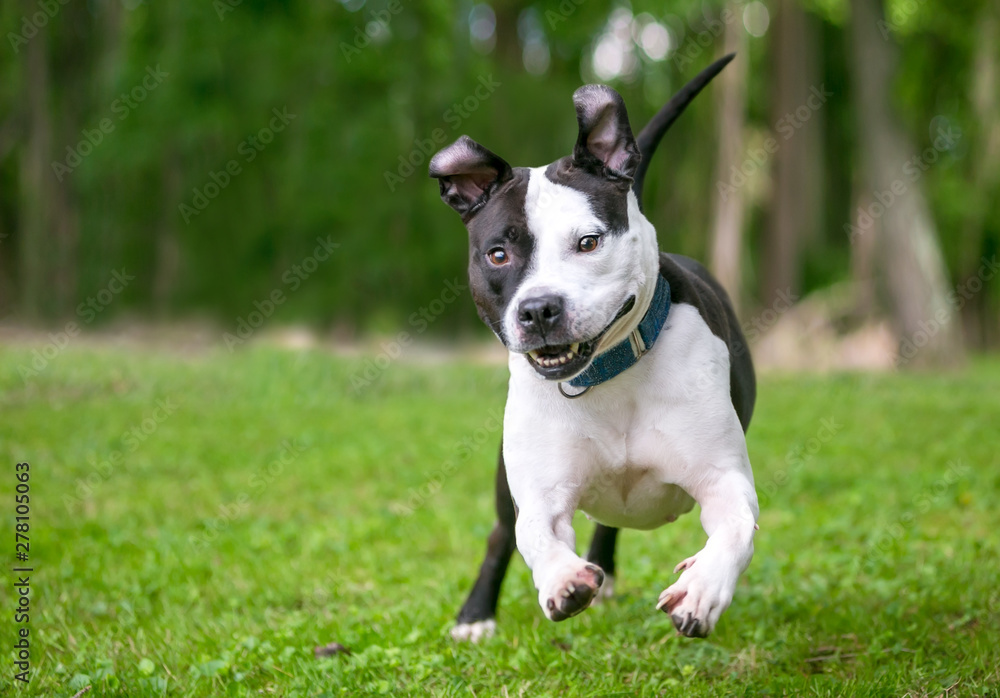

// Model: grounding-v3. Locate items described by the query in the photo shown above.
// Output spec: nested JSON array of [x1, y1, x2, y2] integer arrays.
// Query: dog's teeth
[[531, 348, 579, 368]]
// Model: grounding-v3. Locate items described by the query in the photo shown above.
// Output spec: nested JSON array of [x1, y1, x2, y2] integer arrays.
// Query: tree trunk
[[849, 189, 878, 319], [962, 10, 1000, 349], [708, 8, 747, 313], [847, 0, 964, 367], [762, 0, 823, 307], [19, 0, 53, 319], [153, 4, 181, 317], [0, 117, 18, 316], [154, 154, 182, 316], [19, 0, 88, 320]]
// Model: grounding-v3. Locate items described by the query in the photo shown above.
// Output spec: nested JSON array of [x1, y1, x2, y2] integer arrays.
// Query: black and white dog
[[429, 55, 758, 641]]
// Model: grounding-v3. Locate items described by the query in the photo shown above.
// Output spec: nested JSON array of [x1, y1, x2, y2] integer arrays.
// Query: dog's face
[[430, 85, 659, 381]]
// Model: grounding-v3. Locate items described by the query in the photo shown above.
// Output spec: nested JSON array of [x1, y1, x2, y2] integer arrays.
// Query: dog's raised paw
[[672, 611, 708, 638], [655, 588, 687, 613], [656, 562, 733, 639], [544, 564, 604, 621], [658, 585, 713, 638], [589, 574, 615, 607], [673, 555, 698, 573], [450, 619, 496, 643]]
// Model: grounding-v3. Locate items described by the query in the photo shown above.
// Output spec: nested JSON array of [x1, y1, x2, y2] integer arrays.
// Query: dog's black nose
[[517, 295, 564, 333]]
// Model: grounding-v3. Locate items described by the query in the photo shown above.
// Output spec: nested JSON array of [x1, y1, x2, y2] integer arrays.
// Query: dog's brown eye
[[578, 235, 600, 253], [487, 248, 509, 266]]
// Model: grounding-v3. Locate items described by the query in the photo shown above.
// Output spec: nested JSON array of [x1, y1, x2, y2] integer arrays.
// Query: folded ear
[[572, 84, 640, 181], [429, 135, 513, 219]]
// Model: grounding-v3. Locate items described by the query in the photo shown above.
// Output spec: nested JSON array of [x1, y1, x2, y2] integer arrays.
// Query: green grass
[[2, 342, 999, 697]]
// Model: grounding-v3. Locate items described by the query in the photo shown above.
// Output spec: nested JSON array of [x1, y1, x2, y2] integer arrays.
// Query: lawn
[[1, 341, 999, 697]]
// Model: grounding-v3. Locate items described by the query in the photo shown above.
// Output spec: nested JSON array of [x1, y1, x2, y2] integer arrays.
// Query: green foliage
[[1, 344, 999, 695], [0, 0, 996, 332]]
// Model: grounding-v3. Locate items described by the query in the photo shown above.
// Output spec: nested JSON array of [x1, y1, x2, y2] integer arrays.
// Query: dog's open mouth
[[524, 296, 636, 380], [527, 340, 594, 369]]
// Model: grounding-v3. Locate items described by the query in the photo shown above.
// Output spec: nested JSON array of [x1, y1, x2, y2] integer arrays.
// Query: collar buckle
[[628, 327, 647, 358]]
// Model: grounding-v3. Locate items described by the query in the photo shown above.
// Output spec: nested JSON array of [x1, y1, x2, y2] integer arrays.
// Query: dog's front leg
[[513, 492, 605, 621], [658, 469, 758, 638]]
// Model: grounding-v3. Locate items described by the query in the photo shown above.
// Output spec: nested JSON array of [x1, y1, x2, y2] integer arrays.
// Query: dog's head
[[429, 85, 660, 382]]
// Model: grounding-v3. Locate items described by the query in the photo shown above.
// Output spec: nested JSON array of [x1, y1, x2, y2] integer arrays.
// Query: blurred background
[[2, 5, 999, 692], [0, 0, 997, 368]]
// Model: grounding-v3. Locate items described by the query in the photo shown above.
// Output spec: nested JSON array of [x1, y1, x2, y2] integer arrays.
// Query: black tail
[[632, 53, 736, 212]]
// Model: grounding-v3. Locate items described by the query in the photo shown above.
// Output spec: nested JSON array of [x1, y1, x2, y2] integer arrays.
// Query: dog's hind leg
[[451, 443, 516, 642], [586, 524, 618, 604]]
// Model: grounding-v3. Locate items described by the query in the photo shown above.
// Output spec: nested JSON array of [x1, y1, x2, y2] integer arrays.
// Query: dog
[[429, 54, 758, 642]]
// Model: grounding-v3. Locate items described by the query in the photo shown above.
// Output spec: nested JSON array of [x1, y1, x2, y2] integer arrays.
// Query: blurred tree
[[0, 0, 993, 357], [708, 5, 748, 311], [848, 0, 965, 366], [762, 0, 824, 306], [19, 0, 62, 318], [962, 10, 1000, 347]]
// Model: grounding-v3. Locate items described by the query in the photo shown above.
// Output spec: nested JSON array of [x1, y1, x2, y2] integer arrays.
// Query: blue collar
[[566, 273, 671, 390]]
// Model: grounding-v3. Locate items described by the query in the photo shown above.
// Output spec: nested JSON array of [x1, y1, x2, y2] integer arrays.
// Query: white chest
[[503, 303, 751, 532]]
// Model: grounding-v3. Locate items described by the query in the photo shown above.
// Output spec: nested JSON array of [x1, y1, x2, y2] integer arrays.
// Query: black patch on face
[[544, 158, 631, 235], [465, 168, 535, 344]]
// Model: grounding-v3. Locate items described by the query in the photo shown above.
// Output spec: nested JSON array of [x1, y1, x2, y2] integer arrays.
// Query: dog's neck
[[567, 271, 671, 389]]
